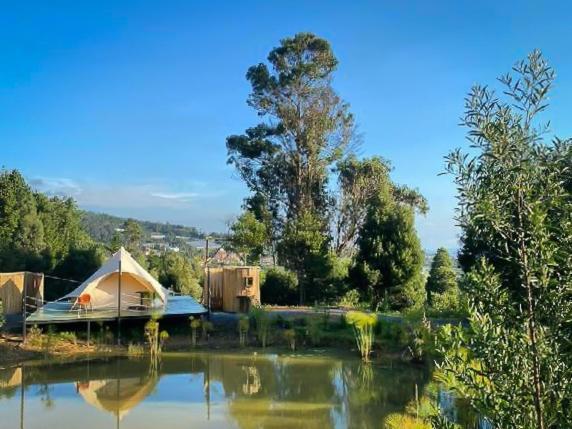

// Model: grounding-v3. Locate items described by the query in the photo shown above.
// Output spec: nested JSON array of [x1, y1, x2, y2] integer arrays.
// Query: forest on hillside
[[81, 211, 204, 244]]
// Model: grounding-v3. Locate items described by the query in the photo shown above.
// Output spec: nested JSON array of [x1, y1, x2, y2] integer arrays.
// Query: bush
[[431, 289, 460, 313], [261, 268, 298, 305], [58, 331, 77, 345], [401, 314, 433, 362], [338, 289, 362, 308], [128, 343, 144, 356]]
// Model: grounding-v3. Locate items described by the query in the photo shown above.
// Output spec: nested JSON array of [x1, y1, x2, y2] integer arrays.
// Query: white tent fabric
[[64, 247, 167, 309]]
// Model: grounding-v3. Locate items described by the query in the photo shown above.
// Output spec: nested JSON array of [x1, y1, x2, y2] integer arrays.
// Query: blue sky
[[1, 1, 571, 251]]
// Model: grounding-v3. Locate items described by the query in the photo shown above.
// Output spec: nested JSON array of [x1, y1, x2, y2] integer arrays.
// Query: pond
[[0, 351, 470, 428]]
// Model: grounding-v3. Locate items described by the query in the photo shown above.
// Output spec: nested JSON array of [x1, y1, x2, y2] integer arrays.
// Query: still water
[[0, 351, 447, 428]]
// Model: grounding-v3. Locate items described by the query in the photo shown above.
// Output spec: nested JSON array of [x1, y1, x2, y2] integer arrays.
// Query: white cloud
[[150, 192, 199, 201], [27, 176, 242, 231], [29, 177, 83, 197]]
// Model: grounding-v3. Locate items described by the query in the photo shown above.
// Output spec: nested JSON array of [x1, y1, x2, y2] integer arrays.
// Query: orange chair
[[77, 294, 92, 312]]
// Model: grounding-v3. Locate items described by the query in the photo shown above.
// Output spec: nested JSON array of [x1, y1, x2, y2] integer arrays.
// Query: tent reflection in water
[[76, 376, 158, 420], [27, 247, 206, 324]]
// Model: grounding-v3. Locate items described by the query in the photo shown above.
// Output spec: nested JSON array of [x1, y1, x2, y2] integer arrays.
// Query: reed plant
[[159, 330, 169, 352], [250, 307, 271, 348], [201, 321, 214, 342], [189, 316, 201, 347], [345, 311, 377, 362], [144, 316, 160, 360], [305, 316, 322, 346], [238, 315, 249, 347], [283, 328, 296, 351]]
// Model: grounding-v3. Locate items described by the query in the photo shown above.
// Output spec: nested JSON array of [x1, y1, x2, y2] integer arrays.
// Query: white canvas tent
[[63, 247, 167, 310]]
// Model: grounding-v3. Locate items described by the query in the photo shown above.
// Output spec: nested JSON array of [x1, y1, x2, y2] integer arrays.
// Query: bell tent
[[64, 247, 166, 311]]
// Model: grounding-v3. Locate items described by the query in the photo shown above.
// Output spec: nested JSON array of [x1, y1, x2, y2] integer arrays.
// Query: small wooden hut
[[204, 266, 260, 313], [0, 272, 44, 316]]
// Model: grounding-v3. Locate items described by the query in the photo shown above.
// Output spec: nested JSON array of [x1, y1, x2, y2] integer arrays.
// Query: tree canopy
[[437, 50, 572, 429], [227, 33, 426, 304]]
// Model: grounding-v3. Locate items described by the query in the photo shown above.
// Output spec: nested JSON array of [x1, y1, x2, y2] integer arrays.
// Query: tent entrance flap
[[87, 272, 162, 310]]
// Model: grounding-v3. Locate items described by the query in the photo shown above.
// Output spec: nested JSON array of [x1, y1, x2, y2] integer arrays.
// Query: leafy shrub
[[261, 268, 298, 305], [385, 414, 431, 429], [58, 331, 77, 345], [27, 325, 43, 347], [338, 289, 362, 308], [402, 313, 434, 362]]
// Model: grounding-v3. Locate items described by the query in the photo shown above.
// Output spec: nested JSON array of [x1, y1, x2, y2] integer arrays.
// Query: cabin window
[[244, 277, 254, 288]]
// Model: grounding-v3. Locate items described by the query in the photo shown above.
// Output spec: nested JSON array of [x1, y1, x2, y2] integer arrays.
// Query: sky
[[1, 1, 571, 251]]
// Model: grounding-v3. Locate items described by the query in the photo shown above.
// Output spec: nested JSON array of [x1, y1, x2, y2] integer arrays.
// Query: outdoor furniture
[[74, 294, 92, 313]]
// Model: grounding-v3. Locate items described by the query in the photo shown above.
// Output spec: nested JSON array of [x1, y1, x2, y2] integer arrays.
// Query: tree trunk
[[517, 188, 545, 429]]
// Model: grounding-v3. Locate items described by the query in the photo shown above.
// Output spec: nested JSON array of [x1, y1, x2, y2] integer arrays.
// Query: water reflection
[[0, 352, 436, 428]]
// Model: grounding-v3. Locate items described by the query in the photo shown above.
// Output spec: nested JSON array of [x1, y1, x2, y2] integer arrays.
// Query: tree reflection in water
[[0, 352, 450, 429]]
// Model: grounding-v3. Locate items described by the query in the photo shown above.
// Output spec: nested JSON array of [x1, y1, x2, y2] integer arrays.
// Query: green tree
[[261, 267, 298, 305], [229, 210, 268, 264], [123, 218, 143, 253], [0, 170, 45, 269], [334, 156, 427, 256], [425, 248, 458, 304], [150, 251, 202, 300], [227, 33, 355, 302], [109, 231, 123, 252], [278, 209, 331, 304], [350, 192, 425, 311], [35, 193, 92, 270], [0, 169, 103, 299], [436, 51, 572, 429]]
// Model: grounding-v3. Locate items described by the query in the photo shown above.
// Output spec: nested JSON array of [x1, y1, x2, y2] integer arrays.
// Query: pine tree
[[350, 192, 425, 310], [426, 248, 457, 304]]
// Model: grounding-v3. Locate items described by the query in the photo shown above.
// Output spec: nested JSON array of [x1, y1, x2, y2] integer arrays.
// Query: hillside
[[80, 211, 204, 244]]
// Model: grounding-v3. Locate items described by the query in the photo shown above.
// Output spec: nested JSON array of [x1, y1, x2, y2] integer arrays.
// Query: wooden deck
[[26, 295, 206, 325]]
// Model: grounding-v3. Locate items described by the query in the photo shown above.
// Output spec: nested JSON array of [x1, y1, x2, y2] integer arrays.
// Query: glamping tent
[[26, 247, 206, 324], [63, 247, 166, 311]]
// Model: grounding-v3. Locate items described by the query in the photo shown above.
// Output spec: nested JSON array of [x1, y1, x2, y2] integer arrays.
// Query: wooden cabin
[[0, 272, 44, 316], [204, 266, 260, 313]]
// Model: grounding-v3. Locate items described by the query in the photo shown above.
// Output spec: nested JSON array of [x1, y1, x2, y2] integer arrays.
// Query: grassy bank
[[1, 308, 444, 367]]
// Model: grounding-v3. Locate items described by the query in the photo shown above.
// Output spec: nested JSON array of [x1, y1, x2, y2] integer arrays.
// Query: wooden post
[[204, 237, 211, 319], [22, 275, 27, 341], [20, 366, 24, 429], [87, 321, 91, 347], [117, 259, 122, 346]]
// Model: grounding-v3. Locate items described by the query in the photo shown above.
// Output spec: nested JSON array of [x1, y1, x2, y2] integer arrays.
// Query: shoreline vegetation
[[0, 307, 446, 368]]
